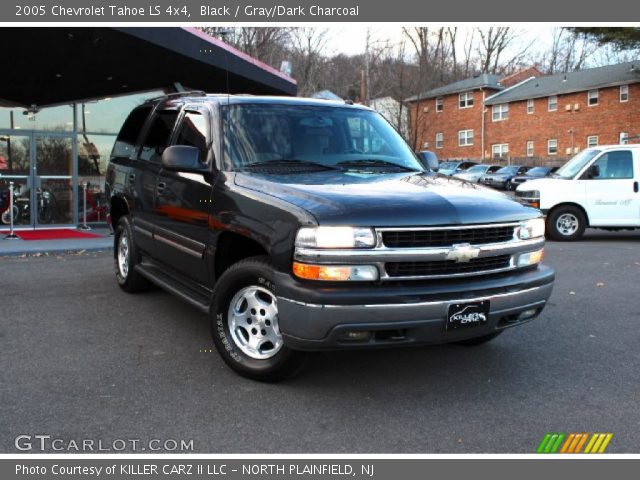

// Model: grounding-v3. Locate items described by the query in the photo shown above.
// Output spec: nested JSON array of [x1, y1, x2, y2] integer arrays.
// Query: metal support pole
[[4, 181, 20, 240], [77, 181, 92, 231]]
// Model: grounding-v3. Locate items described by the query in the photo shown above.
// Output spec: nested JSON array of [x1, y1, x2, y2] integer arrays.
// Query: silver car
[[453, 164, 502, 183]]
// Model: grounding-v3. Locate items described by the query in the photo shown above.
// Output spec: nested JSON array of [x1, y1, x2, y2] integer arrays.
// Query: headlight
[[517, 249, 544, 267], [295, 226, 376, 249], [293, 262, 379, 281], [518, 218, 545, 240]]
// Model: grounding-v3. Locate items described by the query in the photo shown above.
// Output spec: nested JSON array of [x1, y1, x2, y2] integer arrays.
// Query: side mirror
[[161, 146, 205, 172], [418, 150, 439, 172]]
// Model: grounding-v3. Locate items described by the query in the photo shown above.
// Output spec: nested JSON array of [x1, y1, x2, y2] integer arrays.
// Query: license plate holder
[[446, 301, 490, 330]]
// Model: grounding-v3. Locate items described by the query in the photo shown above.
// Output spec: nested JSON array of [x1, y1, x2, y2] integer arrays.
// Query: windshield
[[222, 104, 423, 172], [527, 167, 549, 176], [497, 166, 518, 174], [555, 149, 601, 179], [465, 165, 486, 173], [439, 162, 459, 170]]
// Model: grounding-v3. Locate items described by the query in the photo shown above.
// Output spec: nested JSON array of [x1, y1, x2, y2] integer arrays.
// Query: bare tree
[[288, 27, 330, 96]]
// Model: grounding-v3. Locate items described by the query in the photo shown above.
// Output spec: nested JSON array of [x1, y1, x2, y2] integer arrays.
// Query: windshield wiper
[[242, 159, 339, 171], [336, 159, 418, 171]]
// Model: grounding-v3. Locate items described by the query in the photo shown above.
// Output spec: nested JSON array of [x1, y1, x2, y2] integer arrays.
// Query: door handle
[[634, 181, 638, 193], [156, 182, 167, 195], [128, 173, 135, 183]]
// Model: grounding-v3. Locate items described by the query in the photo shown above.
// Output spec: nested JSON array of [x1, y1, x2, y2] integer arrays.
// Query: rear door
[[130, 107, 180, 255], [154, 105, 214, 285], [583, 149, 639, 226]]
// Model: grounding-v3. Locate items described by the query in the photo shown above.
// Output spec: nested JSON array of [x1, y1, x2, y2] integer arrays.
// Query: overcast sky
[[322, 25, 554, 57]]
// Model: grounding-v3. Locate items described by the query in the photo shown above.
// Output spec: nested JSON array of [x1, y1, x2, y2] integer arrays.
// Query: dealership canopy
[[0, 27, 297, 108]]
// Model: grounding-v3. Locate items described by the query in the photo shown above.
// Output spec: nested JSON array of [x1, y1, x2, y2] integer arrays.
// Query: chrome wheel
[[117, 233, 130, 278], [227, 286, 283, 360], [556, 213, 579, 236]]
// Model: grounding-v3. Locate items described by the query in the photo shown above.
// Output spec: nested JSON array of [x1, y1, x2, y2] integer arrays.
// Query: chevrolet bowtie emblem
[[445, 243, 481, 263]]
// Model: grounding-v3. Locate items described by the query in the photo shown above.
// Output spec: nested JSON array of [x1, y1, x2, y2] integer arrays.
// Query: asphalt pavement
[[1, 229, 639, 453]]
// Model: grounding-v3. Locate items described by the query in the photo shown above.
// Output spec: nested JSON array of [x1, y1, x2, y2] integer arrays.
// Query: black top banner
[[4, 0, 640, 22]]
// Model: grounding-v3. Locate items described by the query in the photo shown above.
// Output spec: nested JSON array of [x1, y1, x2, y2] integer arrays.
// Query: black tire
[[210, 256, 306, 382], [114, 216, 152, 293], [546, 205, 587, 241], [455, 331, 503, 346]]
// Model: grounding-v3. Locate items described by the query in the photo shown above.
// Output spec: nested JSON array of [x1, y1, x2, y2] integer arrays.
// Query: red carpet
[[1, 228, 103, 240]]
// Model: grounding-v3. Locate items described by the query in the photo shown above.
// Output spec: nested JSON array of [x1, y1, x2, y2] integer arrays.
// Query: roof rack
[[147, 90, 207, 103]]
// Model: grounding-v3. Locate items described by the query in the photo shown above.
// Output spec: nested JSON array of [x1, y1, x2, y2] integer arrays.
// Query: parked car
[[517, 145, 640, 241], [481, 165, 531, 190], [106, 93, 554, 381], [510, 166, 558, 189], [453, 164, 502, 183], [437, 160, 477, 176]]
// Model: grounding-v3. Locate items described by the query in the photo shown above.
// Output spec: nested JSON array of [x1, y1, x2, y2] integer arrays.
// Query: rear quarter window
[[112, 106, 152, 158]]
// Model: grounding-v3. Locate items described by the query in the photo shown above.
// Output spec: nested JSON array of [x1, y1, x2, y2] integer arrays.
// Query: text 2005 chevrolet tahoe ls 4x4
[[106, 93, 555, 381]]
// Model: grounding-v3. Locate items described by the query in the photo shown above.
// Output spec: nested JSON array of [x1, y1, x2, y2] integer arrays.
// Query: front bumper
[[276, 265, 555, 350]]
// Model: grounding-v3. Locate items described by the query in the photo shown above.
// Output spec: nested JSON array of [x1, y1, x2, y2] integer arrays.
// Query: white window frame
[[548, 96, 558, 112], [526, 141, 534, 157], [527, 99, 534, 114], [548, 139, 558, 155], [492, 143, 509, 159], [459, 92, 474, 109], [620, 85, 629, 103], [587, 135, 598, 148], [458, 129, 474, 146], [588, 89, 599, 106], [435, 132, 444, 149], [620, 132, 629, 144], [435, 97, 444, 112], [492, 104, 509, 122]]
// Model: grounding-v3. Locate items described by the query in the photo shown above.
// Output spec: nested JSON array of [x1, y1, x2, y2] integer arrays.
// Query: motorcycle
[[1, 184, 56, 225]]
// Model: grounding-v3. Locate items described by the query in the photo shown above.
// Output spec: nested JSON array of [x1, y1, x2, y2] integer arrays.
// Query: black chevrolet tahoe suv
[[106, 92, 555, 381]]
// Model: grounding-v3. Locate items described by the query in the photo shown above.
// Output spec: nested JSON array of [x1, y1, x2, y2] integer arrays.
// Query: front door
[[154, 106, 213, 286], [0, 131, 75, 228], [584, 149, 639, 226]]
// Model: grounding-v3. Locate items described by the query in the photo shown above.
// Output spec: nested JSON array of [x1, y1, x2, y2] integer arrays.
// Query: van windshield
[[222, 104, 423, 172], [555, 149, 601, 179]]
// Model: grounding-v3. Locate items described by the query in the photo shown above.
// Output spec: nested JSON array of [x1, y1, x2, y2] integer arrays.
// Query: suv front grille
[[382, 226, 516, 248], [385, 255, 512, 278]]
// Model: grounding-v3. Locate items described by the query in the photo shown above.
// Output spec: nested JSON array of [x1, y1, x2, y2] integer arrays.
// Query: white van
[[516, 144, 640, 240]]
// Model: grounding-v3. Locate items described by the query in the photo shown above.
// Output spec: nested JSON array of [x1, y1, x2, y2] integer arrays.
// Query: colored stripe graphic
[[537, 433, 565, 453], [538, 433, 612, 453]]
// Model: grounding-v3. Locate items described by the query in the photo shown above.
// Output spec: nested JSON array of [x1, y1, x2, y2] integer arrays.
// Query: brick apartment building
[[406, 61, 640, 166]]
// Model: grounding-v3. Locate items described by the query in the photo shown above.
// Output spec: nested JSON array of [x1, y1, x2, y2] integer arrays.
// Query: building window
[[459, 92, 474, 109], [492, 104, 509, 121], [620, 132, 629, 144], [548, 96, 558, 111], [526, 141, 534, 157], [435, 132, 443, 149], [587, 135, 598, 148], [548, 139, 558, 155], [492, 144, 509, 160], [588, 89, 599, 106], [620, 85, 629, 102], [527, 99, 534, 114], [458, 129, 474, 146], [435, 97, 444, 112]]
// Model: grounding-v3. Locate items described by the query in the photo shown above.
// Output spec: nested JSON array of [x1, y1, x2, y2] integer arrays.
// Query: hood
[[235, 171, 539, 227], [515, 177, 563, 192]]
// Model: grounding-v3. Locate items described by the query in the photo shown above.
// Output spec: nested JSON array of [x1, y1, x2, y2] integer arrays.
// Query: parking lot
[[1, 229, 639, 453]]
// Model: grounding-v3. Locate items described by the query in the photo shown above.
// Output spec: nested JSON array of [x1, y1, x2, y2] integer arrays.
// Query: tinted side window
[[139, 110, 179, 162], [174, 111, 209, 162], [592, 151, 634, 179], [112, 106, 152, 158]]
